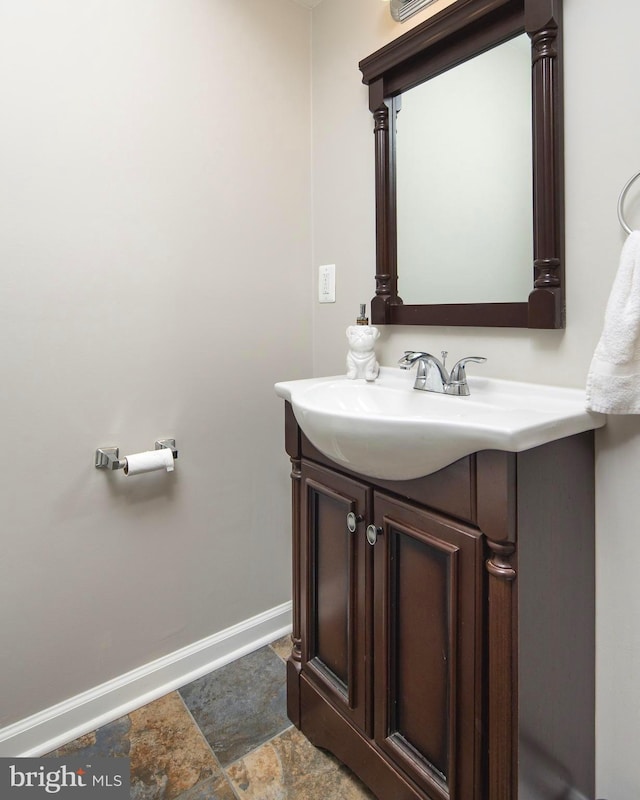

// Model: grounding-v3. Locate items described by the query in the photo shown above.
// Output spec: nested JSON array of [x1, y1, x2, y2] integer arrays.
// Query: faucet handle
[[398, 351, 431, 369], [449, 356, 487, 383]]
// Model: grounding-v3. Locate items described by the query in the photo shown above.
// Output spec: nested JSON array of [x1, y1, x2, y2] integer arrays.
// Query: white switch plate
[[318, 264, 336, 303]]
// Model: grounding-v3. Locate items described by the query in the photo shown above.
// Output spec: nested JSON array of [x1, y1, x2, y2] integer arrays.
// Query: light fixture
[[390, 0, 439, 22]]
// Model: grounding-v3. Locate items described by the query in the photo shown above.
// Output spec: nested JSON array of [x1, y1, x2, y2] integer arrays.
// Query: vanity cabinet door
[[372, 493, 484, 800], [300, 461, 372, 734]]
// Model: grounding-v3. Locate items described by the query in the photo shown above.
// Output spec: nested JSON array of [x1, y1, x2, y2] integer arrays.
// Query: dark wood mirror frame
[[359, 0, 564, 328]]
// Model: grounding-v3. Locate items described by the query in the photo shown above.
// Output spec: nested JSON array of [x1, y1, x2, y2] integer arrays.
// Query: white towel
[[586, 230, 640, 414]]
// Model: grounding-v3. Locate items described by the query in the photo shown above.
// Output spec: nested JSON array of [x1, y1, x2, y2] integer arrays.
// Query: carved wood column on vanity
[[476, 451, 518, 800], [284, 404, 303, 727]]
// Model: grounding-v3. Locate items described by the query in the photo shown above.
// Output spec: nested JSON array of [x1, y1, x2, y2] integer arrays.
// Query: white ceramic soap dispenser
[[346, 304, 380, 381]]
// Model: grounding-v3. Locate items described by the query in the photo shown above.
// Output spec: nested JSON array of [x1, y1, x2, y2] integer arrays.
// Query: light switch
[[318, 264, 336, 303]]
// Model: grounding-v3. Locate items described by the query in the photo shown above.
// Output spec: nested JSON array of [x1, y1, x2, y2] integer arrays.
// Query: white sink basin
[[275, 368, 605, 481]]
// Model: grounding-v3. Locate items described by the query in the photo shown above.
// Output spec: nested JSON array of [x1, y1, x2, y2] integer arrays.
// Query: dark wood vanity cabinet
[[299, 462, 371, 736], [283, 403, 596, 800], [370, 492, 483, 800], [300, 459, 483, 799]]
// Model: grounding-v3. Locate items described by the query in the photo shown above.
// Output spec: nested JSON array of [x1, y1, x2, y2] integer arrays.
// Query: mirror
[[397, 34, 532, 304], [359, 0, 564, 328]]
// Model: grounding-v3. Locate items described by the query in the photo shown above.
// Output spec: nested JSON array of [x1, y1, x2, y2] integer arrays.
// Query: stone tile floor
[[47, 636, 375, 800]]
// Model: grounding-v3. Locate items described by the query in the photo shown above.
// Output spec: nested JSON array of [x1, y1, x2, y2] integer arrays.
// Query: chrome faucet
[[398, 351, 486, 396]]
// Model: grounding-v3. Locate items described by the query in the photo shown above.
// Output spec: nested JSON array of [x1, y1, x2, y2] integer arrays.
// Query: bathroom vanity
[[276, 0, 587, 794], [279, 395, 599, 800]]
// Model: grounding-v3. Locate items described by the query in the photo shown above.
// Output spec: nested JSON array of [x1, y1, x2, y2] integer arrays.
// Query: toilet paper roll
[[124, 448, 175, 476]]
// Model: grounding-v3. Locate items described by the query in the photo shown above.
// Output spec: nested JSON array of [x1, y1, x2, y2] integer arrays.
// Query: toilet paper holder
[[95, 439, 178, 470]]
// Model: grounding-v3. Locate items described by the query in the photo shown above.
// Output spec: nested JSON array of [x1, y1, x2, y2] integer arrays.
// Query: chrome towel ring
[[617, 170, 640, 234]]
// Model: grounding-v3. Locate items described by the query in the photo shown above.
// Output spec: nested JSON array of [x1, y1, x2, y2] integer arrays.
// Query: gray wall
[[0, 0, 311, 729]]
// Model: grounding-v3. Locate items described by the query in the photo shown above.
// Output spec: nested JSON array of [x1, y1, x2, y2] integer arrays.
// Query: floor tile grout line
[[221, 722, 296, 773], [173, 690, 241, 797], [173, 633, 290, 759]]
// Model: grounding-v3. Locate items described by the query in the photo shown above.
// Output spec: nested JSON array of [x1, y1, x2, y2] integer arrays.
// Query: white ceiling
[[292, 0, 324, 8]]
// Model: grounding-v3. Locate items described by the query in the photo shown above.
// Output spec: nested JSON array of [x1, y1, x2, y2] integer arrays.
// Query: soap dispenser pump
[[346, 303, 380, 381]]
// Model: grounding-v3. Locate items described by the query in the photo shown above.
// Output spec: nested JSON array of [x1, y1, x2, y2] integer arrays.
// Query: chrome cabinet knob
[[346, 512, 364, 533], [366, 524, 382, 546]]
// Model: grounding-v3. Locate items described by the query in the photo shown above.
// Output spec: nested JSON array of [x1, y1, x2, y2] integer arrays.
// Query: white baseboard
[[0, 602, 292, 758]]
